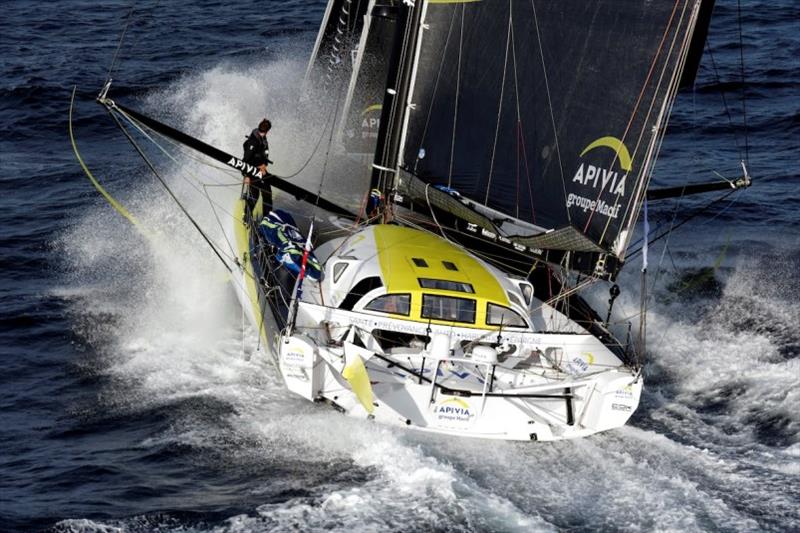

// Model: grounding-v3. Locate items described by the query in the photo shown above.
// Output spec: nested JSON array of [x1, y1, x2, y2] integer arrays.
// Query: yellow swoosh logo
[[441, 398, 470, 409], [361, 104, 382, 115], [580, 136, 633, 172]]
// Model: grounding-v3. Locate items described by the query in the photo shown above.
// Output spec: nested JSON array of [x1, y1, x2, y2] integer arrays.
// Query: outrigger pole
[[96, 82, 357, 219], [647, 162, 752, 201]]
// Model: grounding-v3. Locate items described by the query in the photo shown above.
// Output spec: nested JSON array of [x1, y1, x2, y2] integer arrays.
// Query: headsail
[[390, 0, 711, 277], [305, 0, 399, 156], [339, 3, 399, 155]]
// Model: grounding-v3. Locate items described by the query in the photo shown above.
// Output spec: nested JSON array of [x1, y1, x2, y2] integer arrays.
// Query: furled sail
[[394, 0, 710, 276]]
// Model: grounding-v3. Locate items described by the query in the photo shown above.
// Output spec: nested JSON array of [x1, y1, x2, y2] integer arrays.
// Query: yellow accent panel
[[580, 136, 633, 172], [373, 225, 507, 328], [343, 355, 375, 414], [233, 200, 269, 348]]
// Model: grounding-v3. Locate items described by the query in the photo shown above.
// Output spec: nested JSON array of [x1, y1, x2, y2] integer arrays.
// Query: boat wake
[[55, 60, 798, 532]]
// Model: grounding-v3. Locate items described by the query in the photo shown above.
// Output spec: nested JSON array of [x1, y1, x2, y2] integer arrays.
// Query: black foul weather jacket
[[242, 129, 270, 172]]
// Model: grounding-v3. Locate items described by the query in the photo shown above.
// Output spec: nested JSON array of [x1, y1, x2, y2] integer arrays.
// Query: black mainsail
[[379, 0, 713, 279]]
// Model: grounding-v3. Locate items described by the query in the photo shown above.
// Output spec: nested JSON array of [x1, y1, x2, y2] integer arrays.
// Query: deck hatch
[[418, 278, 474, 293]]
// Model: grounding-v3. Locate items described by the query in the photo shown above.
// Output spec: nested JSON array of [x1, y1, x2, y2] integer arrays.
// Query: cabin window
[[418, 278, 474, 293], [442, 261, 458, 271], [421, 294, 476, 324], [364, 294, 411, 316], [340, 276, 383, 311], [412, 257, 428, 267], [486, 303, 528, 328], [333, 262, 349, 283]]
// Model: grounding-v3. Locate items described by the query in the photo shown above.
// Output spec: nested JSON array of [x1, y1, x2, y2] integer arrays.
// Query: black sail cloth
[[400, 0, 706, 263]]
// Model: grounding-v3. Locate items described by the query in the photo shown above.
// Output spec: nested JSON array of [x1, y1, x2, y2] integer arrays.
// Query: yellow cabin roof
[[372, 225, 509, 326]]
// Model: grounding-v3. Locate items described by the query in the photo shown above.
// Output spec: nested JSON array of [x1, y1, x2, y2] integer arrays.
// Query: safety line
[[107, 106, 233, 272]]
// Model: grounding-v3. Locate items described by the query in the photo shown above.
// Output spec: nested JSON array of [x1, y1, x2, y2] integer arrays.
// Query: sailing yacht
[[83, 0, 751, 440]]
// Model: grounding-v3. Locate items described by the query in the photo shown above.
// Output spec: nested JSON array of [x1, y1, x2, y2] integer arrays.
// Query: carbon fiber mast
[[368, 0, 426, 219]]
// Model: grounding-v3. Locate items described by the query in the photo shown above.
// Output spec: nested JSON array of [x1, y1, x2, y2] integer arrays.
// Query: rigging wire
[[412, 8, 457, 175], [111, 107, 244, 221], [594, 0, 688, 245], [737, 0, 750, 162], [107, 1, 163, 81], [106, 5, 136, 81], [446, 5, 465, 188], [484, 5, 512, 204], [626, 188, 738, 260], [704, 40, 743, 161], [202, 183, 237, 261], [107, 108, 233, 272], [529, 0, 568, 221]]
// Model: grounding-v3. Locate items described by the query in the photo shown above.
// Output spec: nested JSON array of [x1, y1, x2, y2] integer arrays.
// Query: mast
[[369, 0, 426, 209]]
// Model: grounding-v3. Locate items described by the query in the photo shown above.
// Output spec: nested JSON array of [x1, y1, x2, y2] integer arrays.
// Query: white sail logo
[[572, 136, 632, 196], [567, 136, 632, 219], [360, 103, 382, 139]]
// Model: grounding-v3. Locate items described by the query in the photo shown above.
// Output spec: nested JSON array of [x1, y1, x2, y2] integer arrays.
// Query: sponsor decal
[[283, 349, 305, 364], [566, 351, 594, 375], [464, 223, 543, 257], [360, 103, 381, 140], [282, 344, 308, 366], [432, 397, 475, 425], [227, 157, 264, 179], [567, 136, 632, 220], [567, 357, 587, 374], [480, 228, 497, 240], [614, 384, 634, 400], [610, 384, 635, 413], [566, 193, 621, 219]]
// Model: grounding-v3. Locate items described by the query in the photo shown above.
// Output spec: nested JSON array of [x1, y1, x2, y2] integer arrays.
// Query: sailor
[[242, 118, 273, 216]]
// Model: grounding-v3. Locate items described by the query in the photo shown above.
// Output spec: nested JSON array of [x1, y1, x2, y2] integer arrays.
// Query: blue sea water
[[0, 1, 798, 531]]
